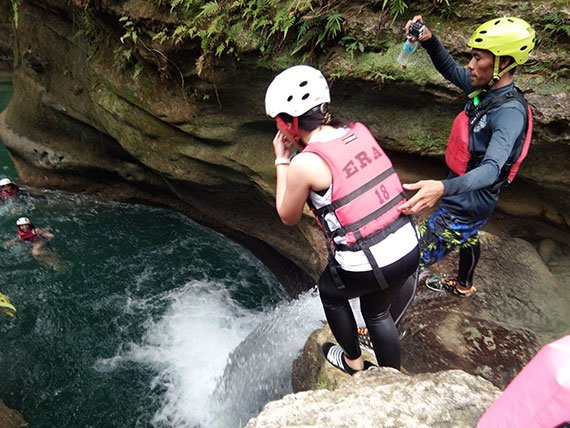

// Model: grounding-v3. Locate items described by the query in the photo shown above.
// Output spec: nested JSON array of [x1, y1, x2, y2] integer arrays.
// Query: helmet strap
[[275, 116, 300, 141], [469, 56, 518, 101], [489, 56, 518, 89]]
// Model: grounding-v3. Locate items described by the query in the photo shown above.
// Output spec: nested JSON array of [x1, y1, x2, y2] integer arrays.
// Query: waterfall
[[95, 282, 324, 427]]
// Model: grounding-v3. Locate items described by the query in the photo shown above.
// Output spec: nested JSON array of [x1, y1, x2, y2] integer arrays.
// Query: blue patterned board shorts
[[418, 207, 488, 268]]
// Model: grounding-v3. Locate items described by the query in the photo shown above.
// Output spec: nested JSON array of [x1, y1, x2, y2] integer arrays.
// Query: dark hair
[[278, 103, 347, 132], [499, 56, 517, 75]]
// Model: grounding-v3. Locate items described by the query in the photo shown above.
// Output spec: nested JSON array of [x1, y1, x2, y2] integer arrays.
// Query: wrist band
[[274, 157, 290, 166]]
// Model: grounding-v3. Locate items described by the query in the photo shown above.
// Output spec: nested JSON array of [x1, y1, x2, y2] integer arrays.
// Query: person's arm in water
[[2, 237, 18, 248], [35, 228, 55, 239]]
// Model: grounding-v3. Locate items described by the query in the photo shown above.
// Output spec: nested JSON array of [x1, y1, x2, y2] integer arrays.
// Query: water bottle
[[397, 21, 424, 67], [397, 38, 418, 67]]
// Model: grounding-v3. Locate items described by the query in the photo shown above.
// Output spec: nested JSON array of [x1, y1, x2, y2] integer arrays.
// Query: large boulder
[[0, 399, 27, 428], [399, 228, 568, 388], [247, 369, 500, 428], [251, 323, 500, 427]]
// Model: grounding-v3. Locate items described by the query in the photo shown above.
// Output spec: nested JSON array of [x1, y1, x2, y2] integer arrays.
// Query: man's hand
[[398, 180, 444, 214], [404, 15, 432, 43]]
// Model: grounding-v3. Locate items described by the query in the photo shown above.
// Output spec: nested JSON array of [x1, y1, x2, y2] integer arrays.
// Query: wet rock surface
[[255, 324, 500, 428], [0, 399, 27, 428], [398, 225, 568, 388], [399, 300, 540, 389], [248, 369, 499, 428]]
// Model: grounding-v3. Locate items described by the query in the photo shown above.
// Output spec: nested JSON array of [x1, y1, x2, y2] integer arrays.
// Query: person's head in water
[[16, 217, 32, 233], [265, 65, 343, 149], [0, 178, 16, 191], [466, 17, 535, 90]]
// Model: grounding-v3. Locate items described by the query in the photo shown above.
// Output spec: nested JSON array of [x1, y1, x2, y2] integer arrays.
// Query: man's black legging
[[458, 240, 481, 287], [318, 245, 419, 369]]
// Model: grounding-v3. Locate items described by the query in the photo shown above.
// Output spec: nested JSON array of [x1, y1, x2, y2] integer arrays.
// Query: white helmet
[[0, 178, 12, 186], [16, 217, 31, 226], [265, 65, 330, 118]]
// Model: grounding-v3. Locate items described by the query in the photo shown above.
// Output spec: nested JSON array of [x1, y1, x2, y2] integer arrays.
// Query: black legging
[[458, 239, 481, 287], [318, 245, 420, 369]]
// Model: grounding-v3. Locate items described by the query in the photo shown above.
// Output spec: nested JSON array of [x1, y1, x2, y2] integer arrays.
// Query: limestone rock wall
[[0, 1, 12, 69], [0, 399, 27, 428], [0, 0, 568, 294], [250, 323, 501, 428], [247, 368, 500, 428]]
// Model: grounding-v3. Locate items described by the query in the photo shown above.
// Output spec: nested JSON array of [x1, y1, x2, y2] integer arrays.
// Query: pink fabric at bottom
[[478, 335, 570, 428]]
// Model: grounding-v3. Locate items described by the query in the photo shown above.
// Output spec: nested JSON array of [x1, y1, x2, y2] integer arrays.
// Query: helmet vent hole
[[299, 81, 308, 87], [520, 45, 527, 51], [287, 95, 293, 102], [479, 30, 487, 34], [302, 93, 310, 100], [475, 38, 483, 43], [507, 18, 514, 23], [494, 20, 501, 25]]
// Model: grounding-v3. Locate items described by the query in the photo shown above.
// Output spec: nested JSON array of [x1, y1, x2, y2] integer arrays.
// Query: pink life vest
[[1, 185, 18, 199], [303, 122, 409, 289], [17, 227, 40, 242], [446, 89, 532, 185]]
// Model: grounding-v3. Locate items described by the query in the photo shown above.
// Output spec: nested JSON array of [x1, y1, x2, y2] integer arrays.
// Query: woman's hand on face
[[273, 131, 292, 158]]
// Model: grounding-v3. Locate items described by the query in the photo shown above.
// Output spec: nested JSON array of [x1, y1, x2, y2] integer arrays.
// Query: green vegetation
[[145, 0, 459, 61], [151, 1, 353, 61], [10, 0, 20, 28], [543, 12, 570, 40], [315, 376, 335, 390], [71, 0, 567, 91], [0, 291, 16, 318], [410, 130, 447, 154], [108, 0, 469, 84]]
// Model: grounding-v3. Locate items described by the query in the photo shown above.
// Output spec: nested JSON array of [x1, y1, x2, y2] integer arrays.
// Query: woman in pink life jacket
[[9, 217, 55, 256], [265, 65, 419, 373]]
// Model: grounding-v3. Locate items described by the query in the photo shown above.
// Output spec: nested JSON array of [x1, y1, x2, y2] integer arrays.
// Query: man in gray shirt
[[398, 16, 536, 296]]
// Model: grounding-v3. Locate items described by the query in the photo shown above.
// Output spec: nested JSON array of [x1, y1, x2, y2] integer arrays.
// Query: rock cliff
[[0, 1, 568, 294], [0, 399, 27, 428], [248, 324, 501, 427], [0, 1, 568, 425]]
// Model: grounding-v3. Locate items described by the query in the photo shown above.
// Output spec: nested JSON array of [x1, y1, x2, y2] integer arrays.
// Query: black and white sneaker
[[322, 342, 377, 375]]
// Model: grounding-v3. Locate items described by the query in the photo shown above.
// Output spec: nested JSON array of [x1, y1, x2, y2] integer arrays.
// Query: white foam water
[[96, 280, 324, 427]]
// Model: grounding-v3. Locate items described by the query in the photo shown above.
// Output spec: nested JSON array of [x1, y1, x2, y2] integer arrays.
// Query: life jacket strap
[[312, 167, 397, 217], [334, 215, 410, 251], [330, 192, 406, 239], [354, 229, 390, 290], [464, 87, 531, 187]]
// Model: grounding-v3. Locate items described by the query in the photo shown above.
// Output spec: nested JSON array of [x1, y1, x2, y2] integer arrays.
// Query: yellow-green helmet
[[468, 17, 536, 65]]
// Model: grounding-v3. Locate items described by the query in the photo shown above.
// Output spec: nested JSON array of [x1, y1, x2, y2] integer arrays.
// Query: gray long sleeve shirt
[[422, 35, 527, 222]]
